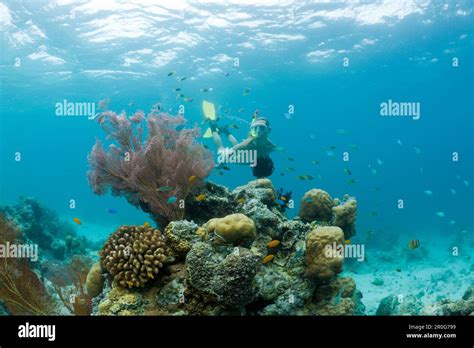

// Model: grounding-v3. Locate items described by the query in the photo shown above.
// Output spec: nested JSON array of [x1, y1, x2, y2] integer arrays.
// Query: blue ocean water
[[0, 0, 473, 312]]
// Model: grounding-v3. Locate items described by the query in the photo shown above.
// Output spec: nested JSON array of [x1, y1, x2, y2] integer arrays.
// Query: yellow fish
[[267, 240, 281, 248], [73, 217, 81, 225], [262, 254, 274, 265], [237, 197, 246, 204], [188, 175, 196, 183], [409, 240, 420, 250], [280, 196, 287, 201], [345, 239, 351, 245], [196, 194, 206, 202], [143, 222, 150, 228]]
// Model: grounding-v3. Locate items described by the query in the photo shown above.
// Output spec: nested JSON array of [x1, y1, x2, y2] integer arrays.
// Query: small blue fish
[[107, 208, 117, 214], [166, 196, 177, 204], [333, 287, 345, 305]]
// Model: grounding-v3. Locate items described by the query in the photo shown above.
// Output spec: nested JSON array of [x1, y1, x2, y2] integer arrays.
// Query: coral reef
[[163, 220, 200, 257], [86, 262, 104, 298], [205, 214, 256, 247], [100, 225, 167, 288], [421, 285, 474, 316], [89, 179, 363, 316], [305, 226, 345, 282], [87, 110, 214, 227], [299, 189, 335, 222], [0, 197, 89, 260], [0, 215, 59, 315], [376, 294, 422, 316], [298, 190, 357, 239], [186, 243, 257, 308], [331, 195, 357, 239]]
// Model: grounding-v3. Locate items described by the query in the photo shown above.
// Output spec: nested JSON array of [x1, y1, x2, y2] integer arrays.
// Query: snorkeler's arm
[[231, 137, 254, 151]]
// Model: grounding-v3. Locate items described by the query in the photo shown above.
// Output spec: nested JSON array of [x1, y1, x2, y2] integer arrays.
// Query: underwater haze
[[0, 0, 473, 316]]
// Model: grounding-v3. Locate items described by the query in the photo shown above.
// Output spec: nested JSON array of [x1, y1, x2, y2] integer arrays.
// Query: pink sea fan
[[87, 108, 214, 227]]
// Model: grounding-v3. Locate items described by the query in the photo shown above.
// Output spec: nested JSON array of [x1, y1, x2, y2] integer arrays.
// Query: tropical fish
[[157, 186, 173, 192], [424, 190, 433, 196], [196, 194, 206, 202], [188, 175, 196, 183], [174, 87, 181, 92], [305, 175, 314, 180], [345, 239, 351, 245], [344, 168, 352, 175], [463, 180, 470, 187], [228, 124, 239, 129], [183, 98, 193, 102], [262, 254, 274, 264], [224, 72, 230, 77], [450, 188, 456, 195], [326, 151, 335, 157], [409, 240, 420, 249], [311, 160, 320, 165], [435, 211, 445, 217], [267, 240, 281, 248], [449, 220, 456, 225], [288, 157, 294, 162], [179, 76, 187, 81], [414, 147, 421, 155], [280, 196, 287, 201], [347, 178, 356, 185], [217, 171, 224, 176], [348, 144, 358, 150], [329, 146, 336, 150], [220, 165, 231, 171], [275, 146, 285, 152], [395, 269, 401, 272], [107, 208, 117, 214], [333, 287, 345, 305], [396, 139, 403, 146], [237, 197, 246, 204], [166, 196, 177, 204], [175, 125, 185, 131], [143, 222, 151, 228], [167, 71, 175, 76], [73, 217, 81, 225], [286, 167, 295, 172], [297, 175, 307, 181], [376, 158, 383, 166], [293, 246, 305, 259], [242, 88, 251, 96]]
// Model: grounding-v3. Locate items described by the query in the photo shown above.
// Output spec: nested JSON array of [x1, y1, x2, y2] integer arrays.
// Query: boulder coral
[[85, 262, 104, 298], [332, 195, 357, 239], [163, 220, 199, 256], [186, 242, 257, 308], [299, 189, 335, 222], [205, 213, 256, 246], [305, 226, 345, 282], [100, 225, 167, 288]]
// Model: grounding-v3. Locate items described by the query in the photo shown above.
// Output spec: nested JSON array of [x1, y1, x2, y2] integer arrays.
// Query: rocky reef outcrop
[[93, 180, 363, 315]]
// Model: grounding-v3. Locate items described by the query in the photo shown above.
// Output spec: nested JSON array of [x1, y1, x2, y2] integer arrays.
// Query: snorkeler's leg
[[227, 134, 238, 147], [212, 132, 225, 151]]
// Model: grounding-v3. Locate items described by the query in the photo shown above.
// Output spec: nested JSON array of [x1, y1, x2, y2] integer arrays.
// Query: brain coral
[[205, 213, 256, 246], [100, 225, 167, 288], [299, 189, 335, 222], [331, 196, 357, 239], [85, 262, 104, 297], [305, 226, 344, 282]]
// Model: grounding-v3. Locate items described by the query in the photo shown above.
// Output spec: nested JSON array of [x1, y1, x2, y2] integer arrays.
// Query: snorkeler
[[202, 101, 276, 178]]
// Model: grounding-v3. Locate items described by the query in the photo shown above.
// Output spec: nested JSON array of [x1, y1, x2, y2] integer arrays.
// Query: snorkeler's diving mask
[[250, 117, 270, 137]]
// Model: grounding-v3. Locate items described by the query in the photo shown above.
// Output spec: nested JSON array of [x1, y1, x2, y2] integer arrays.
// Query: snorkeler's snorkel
[[250, 113, 270, 138]]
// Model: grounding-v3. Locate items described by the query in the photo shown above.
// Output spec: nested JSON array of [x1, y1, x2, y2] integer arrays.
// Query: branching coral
[[100, 225, 167, 288], [0, 215, 58, 315], [87, 109, 214, 226]]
